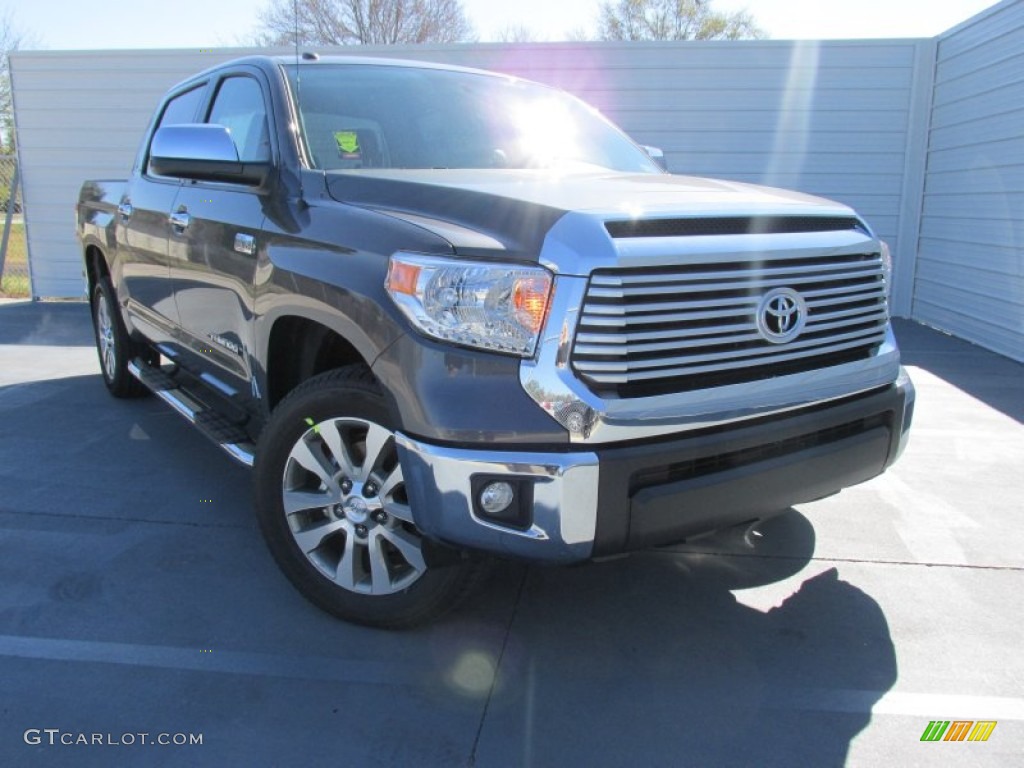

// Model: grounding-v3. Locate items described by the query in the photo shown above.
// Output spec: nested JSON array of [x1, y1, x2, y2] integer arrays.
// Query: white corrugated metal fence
[[8, 1, 1024, 362], [913, 0, 1024, 362], [9, 40, 926, 305]]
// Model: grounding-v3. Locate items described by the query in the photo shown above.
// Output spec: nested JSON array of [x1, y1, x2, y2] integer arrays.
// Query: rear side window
[[207, 76, 271, 163]]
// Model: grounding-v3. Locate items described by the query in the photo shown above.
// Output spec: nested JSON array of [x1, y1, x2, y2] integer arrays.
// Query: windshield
[[283, 63, 660, 174]]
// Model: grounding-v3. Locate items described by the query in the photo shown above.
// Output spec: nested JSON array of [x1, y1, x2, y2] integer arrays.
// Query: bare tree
[[495, 24, 541, 43], [2, 11, 38, 154], [564, 26, 595, 42], [255, 0, 474, 46], [597, 0, 764, 41]]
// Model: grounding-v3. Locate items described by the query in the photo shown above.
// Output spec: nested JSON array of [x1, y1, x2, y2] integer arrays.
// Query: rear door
[[118, 83, 207, 343], [169, 69, 274, 399]]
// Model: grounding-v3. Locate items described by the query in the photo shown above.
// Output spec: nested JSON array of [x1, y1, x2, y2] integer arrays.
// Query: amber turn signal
[[513, 276, 551, 333], [386, 259, 421, 296]]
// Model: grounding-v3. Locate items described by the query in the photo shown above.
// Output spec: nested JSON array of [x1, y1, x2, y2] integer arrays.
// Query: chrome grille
[[571, 251, 888, 398]]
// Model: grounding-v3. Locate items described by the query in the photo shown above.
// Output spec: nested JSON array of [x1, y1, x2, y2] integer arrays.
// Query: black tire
[[254, 366, 484, 629], [90, 277, 155, 398]]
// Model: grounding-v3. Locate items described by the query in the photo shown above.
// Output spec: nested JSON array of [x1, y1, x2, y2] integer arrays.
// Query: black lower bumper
[[592, 375, 914, 555]]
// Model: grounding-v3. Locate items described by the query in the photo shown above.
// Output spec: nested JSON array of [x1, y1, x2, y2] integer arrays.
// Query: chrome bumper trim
[[395, 434, 599, 563], [893, 367, 915, 462]]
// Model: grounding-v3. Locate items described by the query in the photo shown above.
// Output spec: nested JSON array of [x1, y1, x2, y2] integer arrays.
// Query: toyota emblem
[[756, 287, 807, 343]]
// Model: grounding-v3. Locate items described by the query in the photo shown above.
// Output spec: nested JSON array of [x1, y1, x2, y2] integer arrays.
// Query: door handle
[[117, 201, 133, 221], [169, 210, 191, 233], [234, 233, 256, 256]]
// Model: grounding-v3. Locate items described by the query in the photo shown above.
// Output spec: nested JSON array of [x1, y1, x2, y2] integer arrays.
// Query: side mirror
[[641, 144, 667, 171], [149, 124, 270, 186]]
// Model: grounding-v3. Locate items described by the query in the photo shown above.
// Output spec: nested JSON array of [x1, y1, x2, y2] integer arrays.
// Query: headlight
[[386, 253, 553, 357]]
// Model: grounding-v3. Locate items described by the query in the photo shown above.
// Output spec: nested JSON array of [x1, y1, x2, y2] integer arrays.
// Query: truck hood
[[325, 169, 858, 255]]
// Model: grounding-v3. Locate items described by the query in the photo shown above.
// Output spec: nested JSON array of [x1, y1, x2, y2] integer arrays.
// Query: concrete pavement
[[1, 300, 1021, 766]]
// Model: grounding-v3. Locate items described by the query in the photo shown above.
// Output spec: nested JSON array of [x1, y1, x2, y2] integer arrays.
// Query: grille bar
[[571, 245, 888, 396], [577, 324, 753, 345], [584, 303, 758, 323], [804, 286, 886, 302]]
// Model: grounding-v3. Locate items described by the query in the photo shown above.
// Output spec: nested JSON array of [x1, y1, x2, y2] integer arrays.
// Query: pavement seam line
[[0, 508, 250, 529], [0, 634, 416, 686], [467, 567, 529, 767], [650, 549, 1024, 572]]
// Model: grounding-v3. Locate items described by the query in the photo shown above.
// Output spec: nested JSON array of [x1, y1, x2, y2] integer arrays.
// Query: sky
[[1, 0, 1005, 50]]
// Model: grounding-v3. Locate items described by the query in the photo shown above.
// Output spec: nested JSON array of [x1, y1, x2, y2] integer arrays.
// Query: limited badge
[[333, 131, 360, 157]]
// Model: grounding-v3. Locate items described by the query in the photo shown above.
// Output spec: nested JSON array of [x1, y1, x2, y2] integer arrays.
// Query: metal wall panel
[[12, 40, 924, 301], [916, 0, 1024, 362], [10, 48, 262, 298]]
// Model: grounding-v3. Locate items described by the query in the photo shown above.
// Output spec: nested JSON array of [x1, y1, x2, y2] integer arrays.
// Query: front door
[[170, 72, 273, 399]]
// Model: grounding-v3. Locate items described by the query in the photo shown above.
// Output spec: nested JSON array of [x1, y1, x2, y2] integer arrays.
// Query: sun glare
[[514, 98, 579, 166]]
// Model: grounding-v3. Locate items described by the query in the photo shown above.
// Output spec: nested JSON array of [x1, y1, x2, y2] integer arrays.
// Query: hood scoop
[[605, 216, 864, 239]]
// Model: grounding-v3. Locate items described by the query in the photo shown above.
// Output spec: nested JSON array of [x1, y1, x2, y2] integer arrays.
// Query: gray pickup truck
[[77, 54, 914, 627]]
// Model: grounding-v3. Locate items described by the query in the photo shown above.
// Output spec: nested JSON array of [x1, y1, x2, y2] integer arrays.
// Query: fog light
[[479, 481, 515, 515], [471, 476, 534, 531]]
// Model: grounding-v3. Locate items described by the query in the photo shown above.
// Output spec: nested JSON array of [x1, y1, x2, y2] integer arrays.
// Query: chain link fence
[[0, 154, 28, 297]]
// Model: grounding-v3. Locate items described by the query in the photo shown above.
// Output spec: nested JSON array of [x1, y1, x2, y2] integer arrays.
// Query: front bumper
[[397, 370, 914, 563]]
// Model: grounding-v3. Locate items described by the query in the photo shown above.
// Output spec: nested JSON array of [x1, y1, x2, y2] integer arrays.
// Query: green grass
[[0, 222, 29, 298]]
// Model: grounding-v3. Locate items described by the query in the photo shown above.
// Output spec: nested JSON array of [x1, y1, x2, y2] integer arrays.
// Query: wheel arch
[[83, 243, 110, 295], [263, 312, 378, 411]]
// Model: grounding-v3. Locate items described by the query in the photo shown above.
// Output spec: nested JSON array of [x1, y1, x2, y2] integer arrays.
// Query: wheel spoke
[[380, 527, 426, 572], [367, 533, 392, 594], [96, 296, 116, 377], [333, 530, 359, 590], [283, 489, 333, 516], [378, 463, 403, 500], [290, 440, 340, 494], [361, 423, 392, 481], [379, 464, 414, 523], [383, 498, 414, 524], [292, 518, 347, 554], [317, 419, 357, 479]]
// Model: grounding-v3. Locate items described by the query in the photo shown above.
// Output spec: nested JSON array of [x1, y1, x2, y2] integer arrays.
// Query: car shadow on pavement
[[472, 513, 897, 767]]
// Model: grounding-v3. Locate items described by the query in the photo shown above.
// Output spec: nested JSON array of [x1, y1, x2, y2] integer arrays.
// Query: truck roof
[[171, 53, 511, 92]]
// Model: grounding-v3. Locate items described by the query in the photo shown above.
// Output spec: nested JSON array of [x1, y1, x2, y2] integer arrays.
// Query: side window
[[156, 85, 206, 130], [147, 85, 206, 175], [207, 76, 271, 163]]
